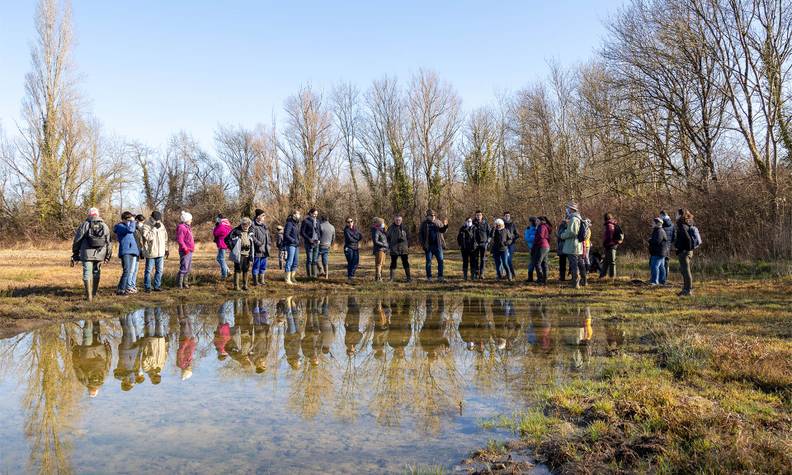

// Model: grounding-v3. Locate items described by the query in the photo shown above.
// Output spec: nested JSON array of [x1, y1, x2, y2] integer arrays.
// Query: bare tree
[[332, 82, 363, 216], [215, 125, 269, 217]]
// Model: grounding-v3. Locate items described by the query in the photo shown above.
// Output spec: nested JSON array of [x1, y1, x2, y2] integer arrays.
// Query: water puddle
[[0, 294, 628, 474]]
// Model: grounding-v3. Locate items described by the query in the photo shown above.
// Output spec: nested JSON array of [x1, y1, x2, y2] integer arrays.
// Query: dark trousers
[[389, 254, 410, 274], [532, 247, 549, 283], [474, 246, 486, 278], [678, 251, 693, 293], [461, 249, 474, 279], [600, 247, 616, 278], [344, 248, 359, 278], [558, 253, 568, 281]]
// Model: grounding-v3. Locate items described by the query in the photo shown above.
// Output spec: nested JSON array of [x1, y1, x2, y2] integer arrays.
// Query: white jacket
[[142, 219, 169, 258]]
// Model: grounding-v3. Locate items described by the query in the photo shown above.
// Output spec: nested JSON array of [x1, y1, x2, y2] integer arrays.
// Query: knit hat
[[87, 207, 100, 218], [255, 208, 265, 219], [180, 211, 192, 223], [151, 211, 162, 221]]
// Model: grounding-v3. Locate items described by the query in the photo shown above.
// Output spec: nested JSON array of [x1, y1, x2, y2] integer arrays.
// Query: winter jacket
[[141, 336, 168, 374], [418, 217, 448, 251], [386, 223, 409, 255], [114, 221, 140, 257], [674, 221, 693, 253], [661, 216, 675, 255], [176, 223, 195, 254], [251, 221, 271, 257], [533, 223, 551, 250], [283, 216, 300, 247], [504, 220, 519, 245], [72, 218, 112, 262], [225, 226, 257, 264], [319, 221, 335, 249], [300, 216, 320, 246], [276, 231, 285, 250], [524, 225, 537, 249], [457, 224, 476, 252], [560, 213, 583, 256], [371, 226, 389, 254], [472, 218, 491, 248], [603, 219, 619, 249], [556, 222, 567, 254], [648, 227, 668, 257], [490, 228, 513, 252], [213, 220, 233, 250], [142, 218, 169, 259], [344, 225, 362, 250]]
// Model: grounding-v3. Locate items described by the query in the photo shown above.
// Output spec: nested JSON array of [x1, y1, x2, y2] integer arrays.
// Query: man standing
[[283, 210, 301, 285], [318, 216, 335, 279], [386, 214, 411, 282], [72, 207, 112, 302], [457, 218, 476, 281], [418, 209, 448, 282], [503, 211, 519, 279], [141, 211, 168, 292], [559, 203, 585, 289], [300, 208, 321, 279], [472, 210, 490, 280], [251, 209, 272, 286], [114, 211, 140, 295], [600, 213, 621, 279]]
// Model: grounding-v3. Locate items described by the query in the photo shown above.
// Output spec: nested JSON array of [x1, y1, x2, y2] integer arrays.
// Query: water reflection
[[0, 295, 626, 473]]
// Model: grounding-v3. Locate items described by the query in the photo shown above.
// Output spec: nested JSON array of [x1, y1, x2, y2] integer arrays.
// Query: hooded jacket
[[490, 227, 513, 252], [661, 215, 675, 255], [251, 220, 271, 257], [72, 217, 112, 262], [603, 219, 619, 249], [176, 223, 195, 254], [533, 223, 551, 250], [457, 224, 476, 252], [648, 226, 668, 257], [114, 221, 140, 257], [371, 225, 389, 254], [213, 220, 233, 250], [142, 218, 169, 259], [560, 213, 583, 256], [524, 225, 536, 249], [386, 223, 409, 255]]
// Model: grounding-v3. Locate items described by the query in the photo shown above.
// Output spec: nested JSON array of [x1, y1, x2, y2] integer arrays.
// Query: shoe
[[144, 288, 151, 293], [242, 272, 249, 290], [127, 287, 138, 294], [285, 272, 294, 285], [233, 272, 241, 291], [183, 274, 190, 289], [251, 274, 258, 287], [153, 287, 162, 292]]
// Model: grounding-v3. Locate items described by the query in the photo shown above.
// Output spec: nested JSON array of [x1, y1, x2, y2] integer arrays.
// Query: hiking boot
[[389, 269, 395, 282], [251, 273, 258, 287]]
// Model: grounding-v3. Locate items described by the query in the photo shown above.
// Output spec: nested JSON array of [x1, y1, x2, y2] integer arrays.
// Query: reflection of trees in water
[[289, 299, 334, 420]]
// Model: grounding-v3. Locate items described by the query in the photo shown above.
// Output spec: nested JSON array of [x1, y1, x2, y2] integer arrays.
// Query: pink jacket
[[176, 223, 195, 254], [213, 220, 232, 250]]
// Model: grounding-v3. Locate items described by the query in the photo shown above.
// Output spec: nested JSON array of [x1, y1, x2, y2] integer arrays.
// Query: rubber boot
[[405, 268, 412, 283], [233, 272, 241, 291], [92, 276, 100, 300], [389, 269, 395, 282], [83, 280, 92, 302], [177, 274, 184, 289], [285, 271, 294, 285], [258, 274, 265, 285], [251, 272, 258, 287], [183, 273, 190, 289], [242, 272, 249, 290]]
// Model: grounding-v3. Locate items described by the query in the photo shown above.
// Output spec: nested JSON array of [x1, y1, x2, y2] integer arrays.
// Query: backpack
[[688, 226, 702, 250], [576, 218, 589, 243], [86, 221, 106, 248], [614, 224, 625, 244]]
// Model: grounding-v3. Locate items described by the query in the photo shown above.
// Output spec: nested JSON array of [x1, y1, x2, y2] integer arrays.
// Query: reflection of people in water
[[568, 306, 593, 369], [251, 299, 274, 373], [71, 320, 111, 397], [301, 304, 323, 366], [281, 296, 303, 369], [319, 297, 335, 356], [372, 298, 391, 361], [115, 310, 145, 391], [387, 297, 411, 358], [176, 305, 196, 381], [214, 301, 234, 360], [344, 296, 362, 357], [226, 299, 253, 369], [141, 307, 169, 384], [605, 318, 625, 355], [419, 295, 452, 359], [460, 296, 488, 353]]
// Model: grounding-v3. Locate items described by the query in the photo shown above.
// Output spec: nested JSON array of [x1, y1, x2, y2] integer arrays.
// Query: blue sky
[[0, 0, 626, 149]]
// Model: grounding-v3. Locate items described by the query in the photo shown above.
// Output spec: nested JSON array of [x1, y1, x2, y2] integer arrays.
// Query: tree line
[[1, 0, 791, 258]]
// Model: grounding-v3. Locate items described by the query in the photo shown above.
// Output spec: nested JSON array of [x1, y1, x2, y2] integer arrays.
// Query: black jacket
[[457, 225, 476, 252], [343, 225, 362, 250], [300, 216, 319, 245], [418, 218, 448, 251], [386, 223, 409, 255], [504, 220, 519, 245], [674, 221, 693, 253], [371, 226, 389, 254], [472, 218, 490, 248], [648, 227, 668, 257], [283, 217, 300, 247], [490, 228, 513, 252], [251, 221, 271, 257]]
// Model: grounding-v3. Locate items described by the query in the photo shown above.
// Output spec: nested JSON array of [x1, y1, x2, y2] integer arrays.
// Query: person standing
[[283, 210, 301, 285], [524, 217, 537, 282], [276, 225, 286, 270], [600, 213, 621, 279], [418, 209, 449, 282], [176, 211, 195, 289], [490, 218, 513, 281], [472, 211, 490, 280], [371, 217, 389, 282], [386, 215, 411, 282], [71, 207, 112, 302], [141, 211, 168, 292], [250, 209, 272, 286], [300, 208, 321, 279], [114, 211, 140, 295], [648, 217, 668, 285], [674, 208, 698, 296], [343, 217, 362, 282], [457, 218, 476, 281], [659, 210, 675, 284], [532, 217, 552, 284], [559, 203, 585, 288], [213, 214, 233, 280], [226, 217, 255, 290], [556, 218, 568, 282], [318, 216, 335, 279], [503, 211, 519, 279]]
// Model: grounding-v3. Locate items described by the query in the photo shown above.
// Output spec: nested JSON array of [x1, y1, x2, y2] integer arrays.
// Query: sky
[[0, 0, 626, 149]]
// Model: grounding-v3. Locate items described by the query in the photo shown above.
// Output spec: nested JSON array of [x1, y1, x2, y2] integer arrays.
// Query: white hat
[[180, 211, 192, 223]]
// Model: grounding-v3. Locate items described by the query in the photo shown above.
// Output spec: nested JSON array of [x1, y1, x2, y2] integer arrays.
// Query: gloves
[[154, 222, 161, 229]]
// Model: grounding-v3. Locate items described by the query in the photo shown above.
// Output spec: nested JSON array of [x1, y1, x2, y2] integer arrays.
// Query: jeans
[[424, 247, 444, 279], [305, 244, 319, 276], [568, 254, 586, 286], [216, 248, 229, 278], [319, 247, 330, 273], [286, 246, 299, 272], [144, 256, 164, 290], [493, 250, 510, 278], [507, 244, 516, 277], [533, 247, 549, 282], [82, 260, 102, 282], [600, 247, 616, 278], [678, 251, 693, 293], [179, 251, 193, 276], [474, 246, 486, 278], [252, 256, 268, 276], [344, 248, 359, 277], [649, 255, 666, 285], [118, 254, 138, 292]]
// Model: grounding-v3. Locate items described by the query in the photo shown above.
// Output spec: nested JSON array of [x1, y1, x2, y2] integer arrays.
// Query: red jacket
[[177, 337, 197, 370], [533, 223, 551, 250], [602, 220, 619, 248], [213, 220, 232, 250], [176, 223, 195, 253]]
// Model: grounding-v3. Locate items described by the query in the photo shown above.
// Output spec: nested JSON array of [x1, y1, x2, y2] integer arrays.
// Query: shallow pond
[[0, 294, 628, 474]]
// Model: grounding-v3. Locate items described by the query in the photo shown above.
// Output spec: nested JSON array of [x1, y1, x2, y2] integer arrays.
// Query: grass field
[[0, 243, 790, 473]]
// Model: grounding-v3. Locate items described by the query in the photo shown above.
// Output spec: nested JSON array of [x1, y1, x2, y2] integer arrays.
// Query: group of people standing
[[71, 203, 702, 301]]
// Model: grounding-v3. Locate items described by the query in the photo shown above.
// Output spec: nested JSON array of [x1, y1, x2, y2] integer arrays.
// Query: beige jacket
[[142, 218, 169, 258]]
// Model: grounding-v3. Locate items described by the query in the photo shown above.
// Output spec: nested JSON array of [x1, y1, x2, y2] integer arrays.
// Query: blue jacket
[[523, 226, 536, 249], [114, 221, 140, 256], [283, 217, 300, 247]]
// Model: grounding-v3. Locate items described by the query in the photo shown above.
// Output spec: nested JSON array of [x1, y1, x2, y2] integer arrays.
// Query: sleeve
[[72, 223, 86, 258]]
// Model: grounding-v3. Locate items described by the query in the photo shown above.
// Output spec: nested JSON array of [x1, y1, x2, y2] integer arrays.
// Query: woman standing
[[114, 211, 140, 295], [532, 217, 552, 284], [282, 210, 301, 285], [648, 217, 668, 285], [176, 211, 195, 289], [371, 217, 389, 282], [225, 217, 255, 291], [343, 217, 362, 282], [490, 218, 513, 281], [213, 214, 233, 280], [674, 208, 697, 296]]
